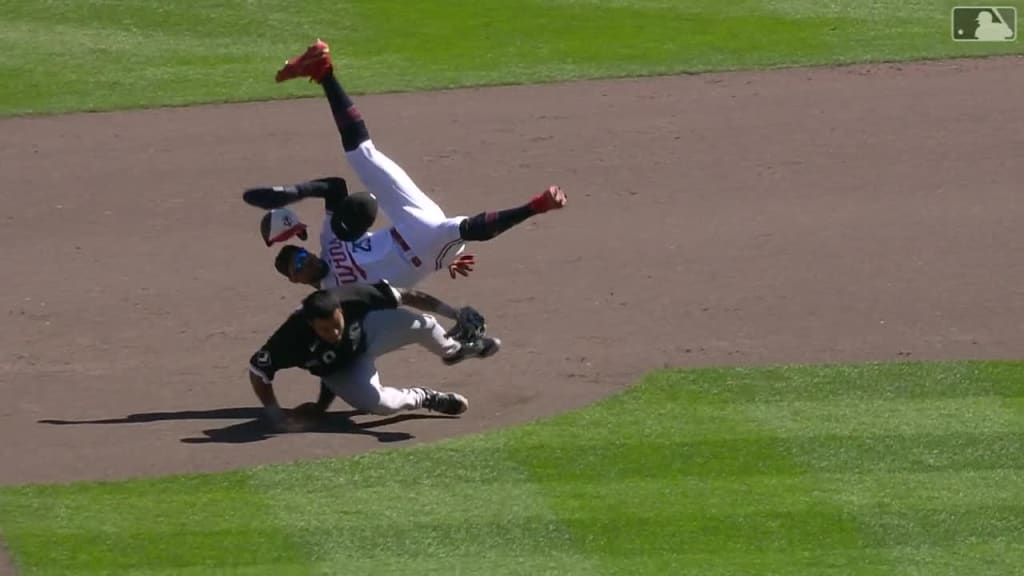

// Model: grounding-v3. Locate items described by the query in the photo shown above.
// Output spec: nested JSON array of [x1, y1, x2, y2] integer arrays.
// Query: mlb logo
[[952, 6, 1017, 41]]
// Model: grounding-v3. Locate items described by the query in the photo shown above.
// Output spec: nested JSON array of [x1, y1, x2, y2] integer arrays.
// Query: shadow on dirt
[[39, 407, 456, 444]]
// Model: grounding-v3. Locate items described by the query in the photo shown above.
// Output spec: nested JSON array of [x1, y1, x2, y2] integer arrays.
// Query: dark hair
[[301, 290, 341, 320], [275, 245, 303, 277]]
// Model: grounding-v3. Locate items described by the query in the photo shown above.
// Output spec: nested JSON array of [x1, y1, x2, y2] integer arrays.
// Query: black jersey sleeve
[[248, 318, 304, 383]]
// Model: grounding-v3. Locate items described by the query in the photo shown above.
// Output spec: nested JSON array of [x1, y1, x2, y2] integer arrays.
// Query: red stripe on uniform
[[389, 227, 412, 251], [344, 242, 367, 279], [435, 238, 462, 271], [390, 228, 422, 268]]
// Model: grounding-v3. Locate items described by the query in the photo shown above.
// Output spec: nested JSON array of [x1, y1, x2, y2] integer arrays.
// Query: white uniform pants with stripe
[[321, 308, 461, 415], [346, 140, 467, 271]]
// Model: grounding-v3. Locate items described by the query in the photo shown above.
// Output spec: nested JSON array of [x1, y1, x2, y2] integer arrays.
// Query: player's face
[[288, 250, 324, 286], [310, 308, 345, 344]]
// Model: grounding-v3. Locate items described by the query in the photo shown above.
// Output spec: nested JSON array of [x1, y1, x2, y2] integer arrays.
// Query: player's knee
[[414, 314, 439, 330], [366, 403, 400, 416], [370, 393, 410, 416], [349, 393, 396, 416]]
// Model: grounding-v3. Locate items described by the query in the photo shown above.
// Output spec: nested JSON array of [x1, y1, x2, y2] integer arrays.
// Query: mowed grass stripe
[[732, 363, 1024, 573], [500, 371, 876, 575], [3, 0, 1022, 116], [0, 473, 314, 576], [501, 364, 1024, 574], [343, 0, 837, 83], [248, 441, 597, 576], [672, 361, 1024, 403], [754, 397, 1020, 435], [497, 431, 1024, 477]]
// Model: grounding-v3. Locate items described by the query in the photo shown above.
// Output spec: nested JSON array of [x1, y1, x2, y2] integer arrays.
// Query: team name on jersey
[[326, 239, 366, 285]]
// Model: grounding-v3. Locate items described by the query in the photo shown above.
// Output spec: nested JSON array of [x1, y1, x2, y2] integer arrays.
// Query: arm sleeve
[[247, 323, 301, 384], [311, 177, 350, 214]]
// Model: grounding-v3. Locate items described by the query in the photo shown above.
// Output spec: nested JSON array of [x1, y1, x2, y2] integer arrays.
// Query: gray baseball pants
[[321, 308, 460, 415]]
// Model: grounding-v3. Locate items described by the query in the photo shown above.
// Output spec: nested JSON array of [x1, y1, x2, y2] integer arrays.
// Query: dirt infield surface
[[1, 56, 1022, 489]]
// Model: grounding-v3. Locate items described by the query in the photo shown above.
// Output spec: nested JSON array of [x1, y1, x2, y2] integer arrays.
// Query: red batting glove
[[448, 254, 476, 279]]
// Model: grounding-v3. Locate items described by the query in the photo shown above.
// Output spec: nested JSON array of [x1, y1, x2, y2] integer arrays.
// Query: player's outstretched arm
[[293, 382, 337, 418], [243, 177, 350, 211], [395, 288, 460, 320], [459, 185, 567, 242], [248, 326, 313, 432], [249, 371, 290, 429], [394, 287, 488, 342], [249, 372, 319, 433]]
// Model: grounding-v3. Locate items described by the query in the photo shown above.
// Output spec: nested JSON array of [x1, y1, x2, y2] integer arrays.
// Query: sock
[[321, 71, 370, 152], [459, 204, 536, 242]]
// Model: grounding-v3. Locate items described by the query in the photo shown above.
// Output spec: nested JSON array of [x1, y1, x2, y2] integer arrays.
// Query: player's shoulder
[[319, 213, 338, 244], [269, 307, 312, 339]]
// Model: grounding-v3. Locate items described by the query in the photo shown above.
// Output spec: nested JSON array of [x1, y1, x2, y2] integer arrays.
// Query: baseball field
[[1, 1, 1023, 575]]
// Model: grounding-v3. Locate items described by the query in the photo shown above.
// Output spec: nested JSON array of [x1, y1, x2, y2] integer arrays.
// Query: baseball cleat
[[275, 39, 333, 83], [419, 388, 469, 415], [442, 336, 502, 366]]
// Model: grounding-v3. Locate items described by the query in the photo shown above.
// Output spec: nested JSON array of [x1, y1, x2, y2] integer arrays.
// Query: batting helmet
[[260, 208, 308, 247], [330, 191, 378, 242]]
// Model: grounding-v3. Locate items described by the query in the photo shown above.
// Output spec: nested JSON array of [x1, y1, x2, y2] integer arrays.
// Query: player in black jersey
[[248, 279, 500, 432]]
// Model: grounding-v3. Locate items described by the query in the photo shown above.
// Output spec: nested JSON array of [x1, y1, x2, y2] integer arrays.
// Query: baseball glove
[[445, 306, 487, 343]]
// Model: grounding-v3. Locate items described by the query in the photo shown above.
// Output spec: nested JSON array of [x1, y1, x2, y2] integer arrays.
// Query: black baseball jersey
[[248, 280, 401, 383]]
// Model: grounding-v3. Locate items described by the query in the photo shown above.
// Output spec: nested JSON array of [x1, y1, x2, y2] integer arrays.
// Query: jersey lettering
[[327, 241, 360, 284], [336, 268, 359, 284]]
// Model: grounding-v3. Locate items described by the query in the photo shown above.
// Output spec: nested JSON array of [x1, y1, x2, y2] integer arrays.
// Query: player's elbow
[[248, 366, 271, 387], [321, 177, 348, 194]]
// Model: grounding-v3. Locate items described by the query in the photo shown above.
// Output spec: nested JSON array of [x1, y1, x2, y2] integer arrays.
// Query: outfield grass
[[1, 361, 1021, 575], [1, 0, 1021, 116]]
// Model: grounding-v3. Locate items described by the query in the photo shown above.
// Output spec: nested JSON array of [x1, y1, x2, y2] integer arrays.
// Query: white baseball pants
[[346, 140, 466, 270]]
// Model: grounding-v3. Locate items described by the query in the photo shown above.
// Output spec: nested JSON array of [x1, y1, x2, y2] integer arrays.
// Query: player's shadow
[[38, 407, 456, 445]]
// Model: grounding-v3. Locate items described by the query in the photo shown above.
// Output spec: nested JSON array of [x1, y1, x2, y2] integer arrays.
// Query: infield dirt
[[1, 55, 1022, 491]]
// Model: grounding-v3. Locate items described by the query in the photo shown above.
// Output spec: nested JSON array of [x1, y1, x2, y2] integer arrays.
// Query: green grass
[[2, 0, 1022, 116], [1, 360, 1022, 575], [5, 3, 1022, 573]]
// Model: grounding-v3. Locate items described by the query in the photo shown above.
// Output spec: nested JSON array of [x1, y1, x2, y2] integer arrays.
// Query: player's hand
[[531, 185, 568, 213], [448, 254, 476, 279], [445, 305, 487, 342], [293, 401, 327, 419], [266, 408, 315, 433], [545, 185, 568, 210]]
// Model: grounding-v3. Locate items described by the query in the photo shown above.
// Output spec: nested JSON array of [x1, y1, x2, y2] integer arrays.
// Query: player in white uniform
[[243, 39, 567, 290]]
